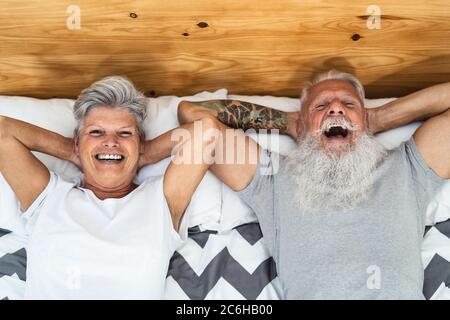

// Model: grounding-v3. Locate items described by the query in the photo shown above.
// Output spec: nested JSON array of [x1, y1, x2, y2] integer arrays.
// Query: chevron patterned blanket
[[2, 219, 450, 299]]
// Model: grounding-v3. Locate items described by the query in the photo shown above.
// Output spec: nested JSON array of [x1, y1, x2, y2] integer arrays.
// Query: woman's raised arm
[[0, 116, 75, 211]]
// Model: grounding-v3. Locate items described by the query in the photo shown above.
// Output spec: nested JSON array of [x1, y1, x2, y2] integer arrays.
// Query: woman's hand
[[66, 138, 81, 169], [69, 151, 82, 169]]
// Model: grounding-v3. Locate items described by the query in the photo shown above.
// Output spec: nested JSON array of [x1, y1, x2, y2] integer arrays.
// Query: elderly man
[[178, 70, 450, 299]]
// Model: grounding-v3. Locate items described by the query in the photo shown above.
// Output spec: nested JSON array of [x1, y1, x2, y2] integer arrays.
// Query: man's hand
[[366, 108, 381, 135], [138, 124, 204, 169], [164, 117, 221, 231], [138, 139, 159, 169], [286, 112, 300, 139]]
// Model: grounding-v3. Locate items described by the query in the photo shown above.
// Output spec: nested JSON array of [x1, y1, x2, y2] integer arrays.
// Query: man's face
[[301, 80, 367, 155], [75, 107, 143, 190]]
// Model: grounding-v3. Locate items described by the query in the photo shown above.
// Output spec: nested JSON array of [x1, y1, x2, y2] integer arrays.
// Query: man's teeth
[[97, 154, 123, 160], [324, 126, 349, 138]]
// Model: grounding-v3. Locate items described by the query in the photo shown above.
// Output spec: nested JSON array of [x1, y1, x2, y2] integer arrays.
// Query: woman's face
[[75, 106, 143, 191]]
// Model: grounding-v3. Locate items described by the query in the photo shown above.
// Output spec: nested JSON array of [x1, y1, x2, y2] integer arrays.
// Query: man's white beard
[[286, 132, 387, 211]]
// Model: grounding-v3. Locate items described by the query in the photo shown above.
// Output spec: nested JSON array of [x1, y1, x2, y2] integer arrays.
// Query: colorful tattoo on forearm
[[196, 100, 288, 133]]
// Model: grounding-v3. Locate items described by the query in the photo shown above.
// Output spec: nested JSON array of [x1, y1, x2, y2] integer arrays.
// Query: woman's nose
[[102, 135, 119, 148]]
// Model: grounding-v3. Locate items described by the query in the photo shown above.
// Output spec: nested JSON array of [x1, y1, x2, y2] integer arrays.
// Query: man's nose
[[102, 134, 119, 148], [327, 100, 346, 116]]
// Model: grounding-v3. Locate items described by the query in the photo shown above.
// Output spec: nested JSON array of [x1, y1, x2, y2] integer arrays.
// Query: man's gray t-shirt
[[238, 138, 446, 299]]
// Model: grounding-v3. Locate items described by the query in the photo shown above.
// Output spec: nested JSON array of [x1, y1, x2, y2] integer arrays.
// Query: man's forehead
[[308, 80, 360, 102]]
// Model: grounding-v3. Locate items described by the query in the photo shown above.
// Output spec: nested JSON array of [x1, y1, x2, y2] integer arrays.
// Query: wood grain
[[0, 0, 449, 99]]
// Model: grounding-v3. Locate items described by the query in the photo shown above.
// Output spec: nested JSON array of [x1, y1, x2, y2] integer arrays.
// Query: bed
[[0, 0, 450, 300]]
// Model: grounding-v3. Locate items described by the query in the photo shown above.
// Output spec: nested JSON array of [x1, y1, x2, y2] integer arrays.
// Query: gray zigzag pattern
[[423, 253, 450, 299], [189, 229, 218, 248], [2, 219, 448, 299], [188, 223, 263, 248], [422, 219, 450, 299], [0, 228, 11, 238], [167, 222, 276, 299], [234, 223, 263, 245], [167, 248, 277, 300], [435, 219, 450, 237], [0, 248, 27, 281]]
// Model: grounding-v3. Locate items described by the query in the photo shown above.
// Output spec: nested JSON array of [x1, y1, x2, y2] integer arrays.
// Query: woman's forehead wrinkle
[[84, 114, 137, 129]]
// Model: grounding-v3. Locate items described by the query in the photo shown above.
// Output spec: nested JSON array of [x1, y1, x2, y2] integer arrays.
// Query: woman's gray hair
[[300, 70, 365, 109], [73, 76, 147, 138]]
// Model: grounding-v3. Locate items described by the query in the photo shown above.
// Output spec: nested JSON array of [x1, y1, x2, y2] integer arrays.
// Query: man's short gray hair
[[73, 76, 147, 138], [300, 70, 365, 110]]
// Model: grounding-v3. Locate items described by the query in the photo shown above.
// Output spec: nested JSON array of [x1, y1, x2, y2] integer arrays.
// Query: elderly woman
[[0, 76, 218, 299]]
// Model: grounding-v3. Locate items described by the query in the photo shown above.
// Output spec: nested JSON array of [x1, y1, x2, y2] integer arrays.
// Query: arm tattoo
[[195, 100, 289, 133]]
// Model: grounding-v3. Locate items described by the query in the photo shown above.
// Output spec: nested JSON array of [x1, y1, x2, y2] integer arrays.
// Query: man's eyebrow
[[84, 124, 103, 129], [310, 91, 360, 103], [309, 94, 332, 106], [340, 94, 359, 100]]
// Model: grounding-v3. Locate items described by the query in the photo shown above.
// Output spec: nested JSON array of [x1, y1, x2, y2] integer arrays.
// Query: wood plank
[[0, 0, 449, 98]]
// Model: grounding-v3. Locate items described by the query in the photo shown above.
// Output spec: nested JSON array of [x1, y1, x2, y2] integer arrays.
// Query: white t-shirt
[[21, 172, 182, 299]]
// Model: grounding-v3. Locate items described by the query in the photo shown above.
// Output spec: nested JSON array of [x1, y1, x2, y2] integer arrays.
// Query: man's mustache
[[316, 116, 360, 135]]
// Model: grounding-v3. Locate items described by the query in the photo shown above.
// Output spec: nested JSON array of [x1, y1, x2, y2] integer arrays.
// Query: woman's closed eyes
[[88, 129, 134, 137]]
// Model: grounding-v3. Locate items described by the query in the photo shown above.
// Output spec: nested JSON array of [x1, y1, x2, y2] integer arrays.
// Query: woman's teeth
[[96, 154, 124, 160]]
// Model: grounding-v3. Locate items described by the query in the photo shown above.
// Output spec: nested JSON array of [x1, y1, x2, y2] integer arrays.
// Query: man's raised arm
[[177, 100, 299, 192], [178, 100, 300, 138], [370, 82, 450, 179]]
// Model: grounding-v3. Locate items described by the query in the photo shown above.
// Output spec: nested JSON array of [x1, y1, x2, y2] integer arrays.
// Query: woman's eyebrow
[[84, 125, 135, 130]]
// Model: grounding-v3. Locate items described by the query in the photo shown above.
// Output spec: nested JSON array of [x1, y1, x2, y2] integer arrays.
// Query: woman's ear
[[139, 131, 146, 154], [73, 133, 80, 155], [69, 132, 82, 169]]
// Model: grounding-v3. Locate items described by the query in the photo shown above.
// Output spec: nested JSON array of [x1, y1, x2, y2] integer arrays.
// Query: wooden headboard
[[1, 0, 449, 99]]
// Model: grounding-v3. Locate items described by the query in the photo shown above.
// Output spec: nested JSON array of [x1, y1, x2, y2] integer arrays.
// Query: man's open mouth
[[95, 153, 125, 163], [323, 126, 349, 139]]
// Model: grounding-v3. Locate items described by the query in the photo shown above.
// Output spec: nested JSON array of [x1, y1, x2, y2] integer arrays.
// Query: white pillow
[[0, 89, 228, 234]]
